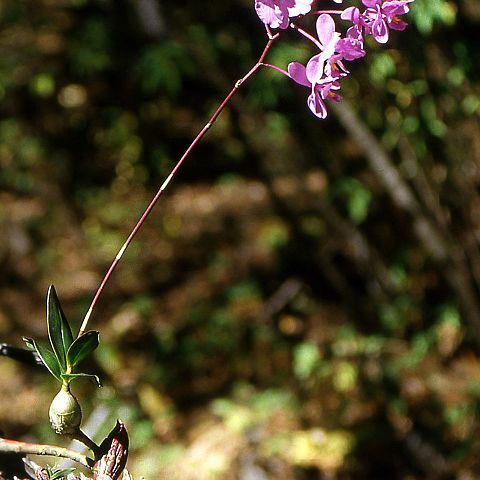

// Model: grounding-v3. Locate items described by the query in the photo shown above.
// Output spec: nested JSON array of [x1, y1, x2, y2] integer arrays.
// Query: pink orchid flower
[[343, 0, 413, 43], [288, 61, 342, 119], [304, 14, 342, 85], [255, 0, 314, 29]]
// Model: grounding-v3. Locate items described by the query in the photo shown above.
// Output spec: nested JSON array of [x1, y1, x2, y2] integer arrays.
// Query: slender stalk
[[78, 32, 280, 336], [311, 10, 344, 15], [290, 22, 322, 49], [261, 62, 289, 77], [0, 438, 94, 469], [265, 24, 274, 40]]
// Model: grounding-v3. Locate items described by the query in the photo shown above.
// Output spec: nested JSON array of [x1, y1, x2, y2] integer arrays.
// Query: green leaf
[[61, 372, 102, 387], [23, 337, 63, 382], [47, 285, 74, 370], [67, 331, 100, 368], [48, 467, 76, 480], [293, 341, 321, 381]]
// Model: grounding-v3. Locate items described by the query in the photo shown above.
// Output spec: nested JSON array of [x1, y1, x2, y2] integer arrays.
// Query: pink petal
[[307, 90, 327, 118], [389, 18, 408, 31], [255, 0, 289, 29], [362, 0, 380, 7], [383, 0, 413, 13], [372, 13, 389, 43], [288, 62, 311, 87], [306, 53, 325, 85], [341, 7, 361, 24], [316, 14, 336, 46], [287, 0, 314, 17]]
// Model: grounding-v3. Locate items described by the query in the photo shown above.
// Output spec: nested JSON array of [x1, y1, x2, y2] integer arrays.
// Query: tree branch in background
[[397, 135, 450, 235], [332, 100, 480, 346], [314, 197, 398, 301], [131, 0, 166, 38]]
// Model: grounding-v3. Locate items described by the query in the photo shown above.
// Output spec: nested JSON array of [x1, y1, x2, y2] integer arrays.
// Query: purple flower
[[254, 0, 413, 120], [305, 14, 364, 84], [287, 0, 315, 17], [288, 61, 342, 119], [255, 0, 314, 29], [341, 6, 363, 26], [356, 0, 414, 43], [364, 2, 390, 42], [303, 14, 341, 85], [286, 14, 365, 118], [382, 0, 413, 31], [336, 26, 366, 61], [316, 13, 341, 55]]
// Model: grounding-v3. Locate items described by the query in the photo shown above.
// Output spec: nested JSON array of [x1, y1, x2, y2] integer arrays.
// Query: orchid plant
[[255, 0, 413, 118], [0, 1, 414, 479]]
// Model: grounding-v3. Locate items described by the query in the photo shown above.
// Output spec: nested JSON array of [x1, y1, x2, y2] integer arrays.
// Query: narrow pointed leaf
[[23, 337, 63, 382], [67, 331, 100, 368], [61, 372, 102, 387], [49, 468, 76, 480], [47, 285, 74, 370]]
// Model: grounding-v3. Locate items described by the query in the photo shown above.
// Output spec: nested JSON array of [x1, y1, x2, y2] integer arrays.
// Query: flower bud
[[49, 387, 82, 435], [94, 421, 129, 480]]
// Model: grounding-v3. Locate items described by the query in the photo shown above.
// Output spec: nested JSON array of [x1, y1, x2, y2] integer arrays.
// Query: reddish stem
[[311, 10, 344, 15], [79, 32, 280, 336], [261, 63, 290, 77], [290, 22, 322, 49]]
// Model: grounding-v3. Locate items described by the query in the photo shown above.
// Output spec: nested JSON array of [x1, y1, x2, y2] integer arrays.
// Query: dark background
[[1, 0, 480, 478]]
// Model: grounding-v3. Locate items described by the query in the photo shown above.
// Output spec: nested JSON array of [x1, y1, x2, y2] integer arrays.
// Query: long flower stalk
[[78, 32, 280, 337]]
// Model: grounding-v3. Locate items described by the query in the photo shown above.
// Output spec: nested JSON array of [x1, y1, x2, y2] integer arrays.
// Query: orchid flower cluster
[[255, 0, 414, 118]]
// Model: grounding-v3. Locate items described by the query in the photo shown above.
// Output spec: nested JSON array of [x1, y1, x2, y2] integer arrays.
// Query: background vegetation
[[1, 0, 480, 478]]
